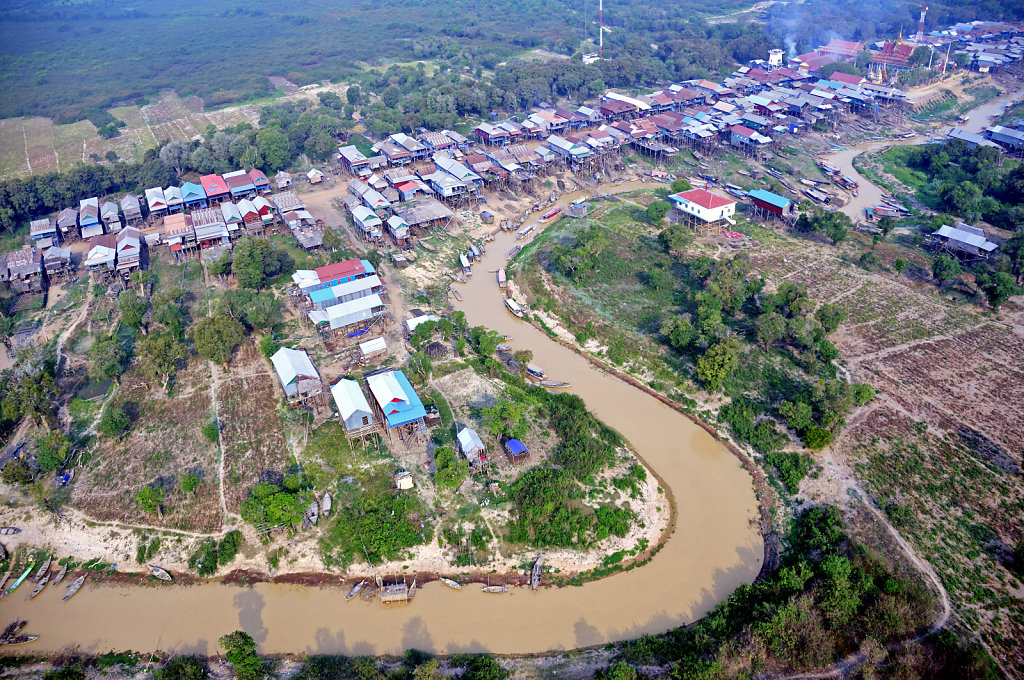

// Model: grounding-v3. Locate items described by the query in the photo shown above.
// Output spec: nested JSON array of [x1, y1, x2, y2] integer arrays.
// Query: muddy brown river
[[0, 183, 762, 656]]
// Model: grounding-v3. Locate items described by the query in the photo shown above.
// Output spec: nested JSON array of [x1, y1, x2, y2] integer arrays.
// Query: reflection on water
[[0, 184, 761, 656]]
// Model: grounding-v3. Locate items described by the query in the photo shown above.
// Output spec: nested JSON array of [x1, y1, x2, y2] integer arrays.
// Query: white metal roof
[[359, 337, 387, 356], [457, 427, 485, 454], [405, 314, 440, 333], [331, 379, 372, 420], [270, 347, 319, 387], [308, 294, 384, 329]]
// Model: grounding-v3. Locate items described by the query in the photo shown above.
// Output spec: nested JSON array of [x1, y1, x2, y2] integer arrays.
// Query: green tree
[[255, 128, 291, 172], [660, 225, 694, 253], [645, 267, 673, 291], [815, 303, 846, 334], [661, 315, 697, 351], [802, 425, 834, 450], [453, 654, 509, 680], [932, 254, 961, 286], [407, 352, 433, 383], [470, 326, 501, 356], [976, 271, 1021, 310], [208, 250, 232, 277], [2, 459, 33, 485], [258, 335, 281, 358], [90, 334, 128, 382], [129, 270, 153, 292], [181, 472, 200, 495], [894, 258, 906, 277], [35, 431, 72, 472], [218, 529, 243, 565], [118, 291, 149, 329], [482, 398, 529, 440], [219, 631, 264, 680], [645, 200, 670, 224], [695, 340, 739, 393], [755, 312, 786, 351], [346, 86, 362, 105], [434, 446, 469, 489], [138, 333, 187, 389], [135, 485, 165, 514], [670, 177, 692, 193], [192, 314, 245, 365], [231, 237, 292, 290], [99, 403, 131, 438], [203, 421, 219, 443]]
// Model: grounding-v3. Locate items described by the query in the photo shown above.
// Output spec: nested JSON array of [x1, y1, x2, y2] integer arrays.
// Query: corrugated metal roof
[[271, 347, 319, 387], [331, 379, 372, 421], [932, 225, 998, 251]]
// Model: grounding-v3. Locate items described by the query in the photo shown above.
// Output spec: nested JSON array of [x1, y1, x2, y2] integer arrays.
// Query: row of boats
[[0, 620, 37, 647], [343, 554, 544, 601], [0, 553, 87, 604]]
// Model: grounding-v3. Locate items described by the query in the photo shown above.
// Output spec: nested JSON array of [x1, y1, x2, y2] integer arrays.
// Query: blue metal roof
[[181, 182, 207, 201], [505, 439, 528, 455], [748, 189, 791, 209], [360, 259, 376, 275], [372, 370, 427, 428]]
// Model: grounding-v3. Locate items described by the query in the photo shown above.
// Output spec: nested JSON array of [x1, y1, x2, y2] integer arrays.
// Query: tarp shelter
[[504, 438, 530, 464], [331, 379, 374, 434]]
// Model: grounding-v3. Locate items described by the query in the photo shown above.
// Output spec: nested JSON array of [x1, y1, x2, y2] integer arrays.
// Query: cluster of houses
[[291, 258, 390, 341]]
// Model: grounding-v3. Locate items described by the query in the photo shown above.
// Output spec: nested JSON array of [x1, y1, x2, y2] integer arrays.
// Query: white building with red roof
[[668, 188, 736, 229]]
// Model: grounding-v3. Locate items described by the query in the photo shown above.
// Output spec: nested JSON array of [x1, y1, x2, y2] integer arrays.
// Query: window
[[362, 416, 370, 426]]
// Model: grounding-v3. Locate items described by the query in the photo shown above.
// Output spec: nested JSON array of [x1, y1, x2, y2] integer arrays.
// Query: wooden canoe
[[540, 380, 571, 389], [345, 580, 365, 601], [0, 528, 21, 536], [0, 572, 10, 594], [62, 575, 86, 602], [29, 574, 49, 599], [439, 577, 462, 590], [148, 565, 173, 581], [34, 557, 51, 582], [51, 565, 68, 587], [4, 634, 39, 646]]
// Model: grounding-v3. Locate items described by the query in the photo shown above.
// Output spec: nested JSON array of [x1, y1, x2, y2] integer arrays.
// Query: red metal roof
[[248, 169, 270, 186], [200, 174, 229, 196], [817, 39, 863, 58], [872, 41, 915, 67], [830, 72, 866, 85], [316, 258, 365, 283], [600, 99, 636, 114], [731, 124, 757, 137], [675, 188, 735, 210]]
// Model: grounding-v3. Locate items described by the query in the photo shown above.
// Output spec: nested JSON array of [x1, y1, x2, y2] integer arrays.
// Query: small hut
[[457, 427, 487, 468], [394, 470, 414, 490], [424, 341, 448, 360], [504, 438, 530, 464], [480, 210, 495, 225]]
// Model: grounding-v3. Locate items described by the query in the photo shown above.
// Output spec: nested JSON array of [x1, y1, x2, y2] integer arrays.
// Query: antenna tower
[[916, 3, 927, 42], [599, 0, 603, 58]]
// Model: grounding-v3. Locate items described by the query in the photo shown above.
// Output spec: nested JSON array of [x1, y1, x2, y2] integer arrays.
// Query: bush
[[801, 425, 834, 450], [154, 657, 207, 680], [203, 421, 219, 443], [218, 530, 243, 566], [99, 404, 131, 438], [1, 459, 33, 484], [189, 540, 220, 576], [765, 452, 813, 494], [258, 335, 281, 358]]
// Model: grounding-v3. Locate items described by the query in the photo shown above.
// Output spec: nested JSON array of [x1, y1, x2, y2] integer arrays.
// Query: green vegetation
[[192, 314, 245, 365], [434, 446, 469, 489], [219, 631, 264, 680], [153, 657, 206, 680]]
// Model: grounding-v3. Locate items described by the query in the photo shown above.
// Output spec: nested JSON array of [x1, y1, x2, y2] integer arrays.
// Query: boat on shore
[[35, 557, 52, 582], [51, 565, 68, 587], [3, 634, 39, 646], [408, 577, 417, 600], [540, 380, 571, 389], [530, 553, 543, 591], [481, 585, 508, 594], [29, 574, 49, 599], [496, 344, 512, 352], [0, 620, 26, 642], [439, 577, 462, 590], [0, 572, 9, 593], [0, 528, 21, 536], [505, 299, 525, 318], [506, 245, 522, 260], [148, 565, 172, 581], [62, 575, 86, 602], [346, 580, 365, 601], [451, 288, 463, 302], [321, 492, 332, 517]]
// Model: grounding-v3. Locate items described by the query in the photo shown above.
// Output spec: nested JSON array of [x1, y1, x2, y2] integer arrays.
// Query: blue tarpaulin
[[505, 439, 528, 455]]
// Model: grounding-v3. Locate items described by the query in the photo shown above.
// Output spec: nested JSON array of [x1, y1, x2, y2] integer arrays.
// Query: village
[[0, 11, 1023, 615]]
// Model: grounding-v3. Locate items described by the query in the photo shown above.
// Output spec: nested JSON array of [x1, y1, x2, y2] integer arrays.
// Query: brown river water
[[0, 182, 762, 656]]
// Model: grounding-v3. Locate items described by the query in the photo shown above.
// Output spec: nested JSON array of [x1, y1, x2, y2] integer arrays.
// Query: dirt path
[[55, 281, 94, 370]]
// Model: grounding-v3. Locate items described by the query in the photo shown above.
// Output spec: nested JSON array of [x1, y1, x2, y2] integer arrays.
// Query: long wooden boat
[[0, 572, 10, 594], [540, 205, 562, 223], [419, 241, 437, 253], [496, 344, 512, 353], [51, 565, 68, 587], [345, 580, 365, 601], [530, 553, 544, 591], [5, 563, 34, 596], [148, 565, 172, 581], [35, 557, 52, 582], [0, 528, 21, 536], [481, 585, 508, 594], [0, 620, 26, 642], [321, 492, 332, 517], [306, 499, 319, 526], [0, 542, 6, 561], [439, 577, 462, 590], [4, 634, 39, 646], [62, 575, 86, 602], [29, 574, 49, 599], [506, 245, 522, 260], [497, 268, 507, 288], [505, 299, 525, 318], [408, 577, 417, 600], [540, 380, 571, 389], [451, 288, 463, 302]]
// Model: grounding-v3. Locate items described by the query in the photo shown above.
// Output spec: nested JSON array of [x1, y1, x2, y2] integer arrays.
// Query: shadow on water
[[402, 617, 435, 652], [235, 588, 268, 644]]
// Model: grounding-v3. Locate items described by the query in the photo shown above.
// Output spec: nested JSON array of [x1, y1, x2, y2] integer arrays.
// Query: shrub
[[218, 530, 243, 566], [99, 403, 131, 438], [203, 421, 220, 443], [765, 452, 813, 494], [801, 425, 834, 450]]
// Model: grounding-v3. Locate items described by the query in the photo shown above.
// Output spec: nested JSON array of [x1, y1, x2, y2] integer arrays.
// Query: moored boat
[[506, 245, 522, 260], [5, 563, 34, 596], [439, 577, 462, 590], [62, 575, 86, 602], [29, 574, 49, 599], [0, 620, 26, 642], [496, 344, 512, 352], [35, 557, 52, 582], [0, 572, 10, 593], [540, 205, 562, 222], [148, 565, 172, 581], [346, 579, 366, 601], [524, 363, 547, 381], [4, 634, 39, 646], [409, 577, 417, 600], [497, 268, 506, 288], [306, 499, 319, 526], [481, 585, 508, 594], [451, 288, 463, 302], [540, 380, 571, 389], [505, 299, 525, 318], [0, 528, 21, 536], [51, 565, 68, 587], [530, 553, 544, 591]]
